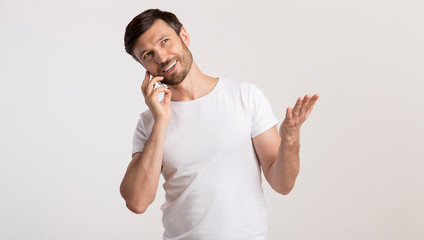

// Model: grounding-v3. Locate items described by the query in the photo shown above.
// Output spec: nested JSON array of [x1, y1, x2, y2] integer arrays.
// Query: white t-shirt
[[132, 78, 278, 240]]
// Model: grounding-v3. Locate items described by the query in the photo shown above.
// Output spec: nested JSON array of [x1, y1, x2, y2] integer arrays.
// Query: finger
[[309, 94, 319, 107], [292, 97, 304, 114], [150, 87, 171, 99], [285, 106, 293, 121], [141, 71, 151, 96], [299, 94, 311, 115], [163, 89, 172, 104], [305, 94, 320, 118], [306, 94, 319, 110], [146, 76, 164, 97]]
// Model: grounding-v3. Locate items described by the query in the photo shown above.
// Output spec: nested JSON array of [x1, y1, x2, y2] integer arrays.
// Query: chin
[[163, 72, 188, 86], [162, 78, 184, 86]]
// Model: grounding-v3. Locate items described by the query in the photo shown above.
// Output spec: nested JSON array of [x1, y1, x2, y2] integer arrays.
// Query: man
[[120, 9, 319, 240]]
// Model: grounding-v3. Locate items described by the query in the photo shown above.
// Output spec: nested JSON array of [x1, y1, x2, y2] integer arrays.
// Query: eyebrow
[[139, 34, 170, 59]]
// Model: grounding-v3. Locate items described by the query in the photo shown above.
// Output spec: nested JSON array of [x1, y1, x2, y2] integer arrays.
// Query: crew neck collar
[[171, 78, 221, 104]]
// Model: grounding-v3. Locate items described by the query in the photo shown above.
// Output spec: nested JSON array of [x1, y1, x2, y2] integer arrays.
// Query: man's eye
[[161, 39, 169, 44], [144, 52, 151, 59]]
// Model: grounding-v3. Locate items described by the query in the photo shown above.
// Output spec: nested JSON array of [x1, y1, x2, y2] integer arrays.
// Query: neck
[[168, 62, 218, 101]]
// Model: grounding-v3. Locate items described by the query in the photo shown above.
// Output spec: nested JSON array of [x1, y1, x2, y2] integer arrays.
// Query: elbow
[[279, 187, 293, 195], [273, 181, 296, 195], [126, 201, 148, 214], [123, 196, 155, 214], [120, 185, 154, 214]]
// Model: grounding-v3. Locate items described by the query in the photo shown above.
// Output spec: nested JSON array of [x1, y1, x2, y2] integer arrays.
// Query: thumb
[[163, 89, 172, 104]]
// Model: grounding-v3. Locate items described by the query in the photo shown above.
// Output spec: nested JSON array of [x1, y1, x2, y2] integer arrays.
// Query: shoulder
[[140, 109, 153, 120], [219, 78, 256, 93], [218, 78, 264, 105], [136, 109, 154, 129]]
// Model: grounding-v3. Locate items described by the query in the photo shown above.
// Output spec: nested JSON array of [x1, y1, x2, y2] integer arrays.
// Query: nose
[[154, 49, 168, 64]]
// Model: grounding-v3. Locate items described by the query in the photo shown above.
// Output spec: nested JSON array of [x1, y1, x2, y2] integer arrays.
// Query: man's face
[[132, 19, 193, 85]]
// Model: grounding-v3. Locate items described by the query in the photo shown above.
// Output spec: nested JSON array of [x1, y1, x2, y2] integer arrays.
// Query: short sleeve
[[132, 116, 148, 155], [249, 84, 279, 138]]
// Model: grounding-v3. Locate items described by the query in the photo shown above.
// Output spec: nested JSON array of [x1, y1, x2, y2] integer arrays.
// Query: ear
[[179, 26, 190, 47]]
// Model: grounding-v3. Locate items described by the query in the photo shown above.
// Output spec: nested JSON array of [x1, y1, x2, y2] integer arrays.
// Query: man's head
[[124, 9, 193, 85]]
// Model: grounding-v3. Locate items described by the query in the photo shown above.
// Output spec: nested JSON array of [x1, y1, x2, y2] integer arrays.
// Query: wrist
[[152, 120, 170, 133], [153, 113, 171, 126], [280, 129, 300, 146]]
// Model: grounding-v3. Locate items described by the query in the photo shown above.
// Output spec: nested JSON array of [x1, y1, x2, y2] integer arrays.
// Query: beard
[[158, 41, 193, 86]]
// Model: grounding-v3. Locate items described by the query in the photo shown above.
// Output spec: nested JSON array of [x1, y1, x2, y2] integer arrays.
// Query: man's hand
[[141, 71, 172, 124], [253, 93, 319, 194], [280, 94, 320, 142], [120, 72, 172, 213]]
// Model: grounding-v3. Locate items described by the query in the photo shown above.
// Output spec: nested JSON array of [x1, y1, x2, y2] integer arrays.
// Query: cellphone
[[151, 76, 167, 102], [156, 81, 167, 89], [148, 72, 167, 89]]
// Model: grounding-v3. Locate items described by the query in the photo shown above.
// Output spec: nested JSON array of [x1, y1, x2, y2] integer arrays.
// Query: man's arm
[[252, 94, 319, 195], [120, 122, 168, 213], [120, 72, 172, 213]]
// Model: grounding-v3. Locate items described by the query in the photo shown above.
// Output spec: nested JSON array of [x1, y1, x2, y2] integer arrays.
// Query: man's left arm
[[252, 94, 319, 195]]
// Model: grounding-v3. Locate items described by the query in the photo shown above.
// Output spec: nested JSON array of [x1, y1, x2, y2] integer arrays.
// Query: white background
[[1, 0, 423, 239]]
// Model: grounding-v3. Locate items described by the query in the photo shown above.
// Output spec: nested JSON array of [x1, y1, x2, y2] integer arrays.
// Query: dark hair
[[124, 9, 183, 62]]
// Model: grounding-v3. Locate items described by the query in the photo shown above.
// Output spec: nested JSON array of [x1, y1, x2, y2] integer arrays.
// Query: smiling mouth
[[162, 60, 177, 73]]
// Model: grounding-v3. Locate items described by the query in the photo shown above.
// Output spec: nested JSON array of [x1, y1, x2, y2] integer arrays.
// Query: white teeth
[[164, 61, 177, 72]]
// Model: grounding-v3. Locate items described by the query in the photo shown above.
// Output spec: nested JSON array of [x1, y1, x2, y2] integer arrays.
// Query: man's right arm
[[120, 121, 168, 214], [120, 72, 172, 214]]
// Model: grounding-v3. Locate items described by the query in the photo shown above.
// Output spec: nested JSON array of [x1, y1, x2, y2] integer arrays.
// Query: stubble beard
[[160, 43, 193, 86]]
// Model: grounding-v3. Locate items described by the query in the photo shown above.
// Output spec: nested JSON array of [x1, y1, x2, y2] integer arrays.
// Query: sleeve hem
[[251, 120, 279, 138], [131, 147, 144, 155]]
